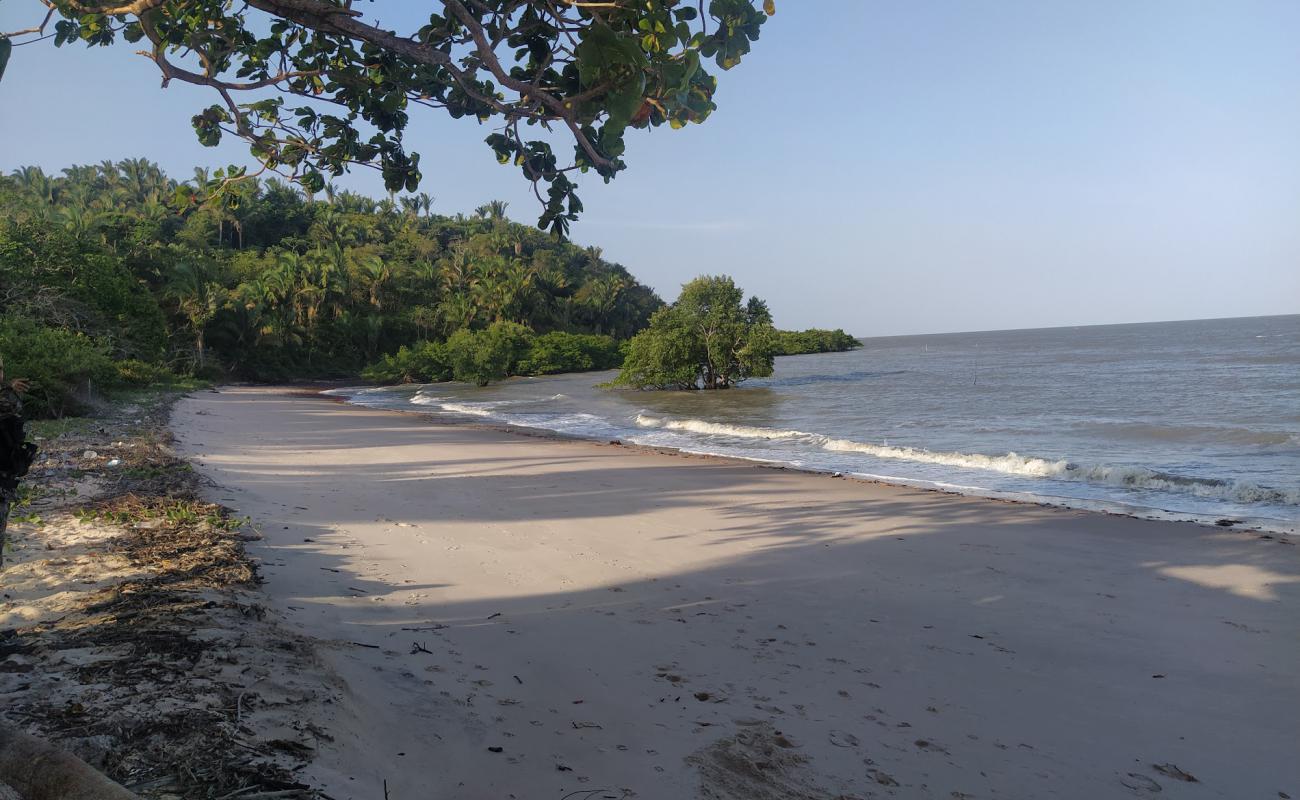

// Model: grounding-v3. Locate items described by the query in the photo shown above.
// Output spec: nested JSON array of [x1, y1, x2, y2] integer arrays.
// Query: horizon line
[[851, 311, 1298, 341]]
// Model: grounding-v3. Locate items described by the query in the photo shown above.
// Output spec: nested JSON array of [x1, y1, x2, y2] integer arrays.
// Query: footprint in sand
[[1119, 773, 1163, 794]]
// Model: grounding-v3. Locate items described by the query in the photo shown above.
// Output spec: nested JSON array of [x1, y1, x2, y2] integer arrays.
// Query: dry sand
[[172, 386, 1299, 800]]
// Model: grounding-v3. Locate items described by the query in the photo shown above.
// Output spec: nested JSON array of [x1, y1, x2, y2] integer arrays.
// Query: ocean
[[330, 314, 1300, 534]]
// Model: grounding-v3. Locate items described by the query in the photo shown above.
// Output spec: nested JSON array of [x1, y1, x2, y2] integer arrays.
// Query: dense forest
[[0, 160, 856, 415]]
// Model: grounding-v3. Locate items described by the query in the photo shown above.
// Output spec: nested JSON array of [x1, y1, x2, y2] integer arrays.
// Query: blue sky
[[2, 1, 1297, 334]]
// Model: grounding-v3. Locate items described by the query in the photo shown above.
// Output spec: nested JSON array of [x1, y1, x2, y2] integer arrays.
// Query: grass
[[76, 497, 248, 532], [29, 415, 96, 439]]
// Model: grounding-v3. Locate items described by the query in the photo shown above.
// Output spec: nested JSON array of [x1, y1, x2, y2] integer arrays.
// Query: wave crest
[[634, 414, 1299, 506], [635, 414, 811, 440]]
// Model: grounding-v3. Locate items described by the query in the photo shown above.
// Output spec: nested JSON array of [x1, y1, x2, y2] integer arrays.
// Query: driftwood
[[0, 723, 138, 800]]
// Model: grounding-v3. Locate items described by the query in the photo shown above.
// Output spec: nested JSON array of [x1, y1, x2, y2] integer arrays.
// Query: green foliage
[[615, 275, 776, 390], [0, 220, 168, 359], [361, 341, 451, 384], [0, 316, 116, 417], [29, 0, 771, 234], [446, 322, 534, 387], [113, 359, 172, 386], [1, 160, 664, 385], [773, 328, 860, 356], [518, 332, 623, 375]]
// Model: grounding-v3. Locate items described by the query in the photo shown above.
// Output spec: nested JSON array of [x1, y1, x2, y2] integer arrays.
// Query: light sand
[[173, 386, 1299, 799]]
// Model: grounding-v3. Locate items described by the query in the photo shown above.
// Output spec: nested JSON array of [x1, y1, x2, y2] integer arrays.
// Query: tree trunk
[[0, 722, 139, 800]]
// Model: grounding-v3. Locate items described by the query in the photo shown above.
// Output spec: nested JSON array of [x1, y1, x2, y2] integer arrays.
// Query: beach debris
[[514, 675, 524, 684], [0, 392, 321, 796], [686, 722, 828, 800], [350, 641, 380, 649], [486, 612, 502, 619], [1214, 518, 1239, 527], [410, 642, 432, 655], [487, 746, 504, 753], [1151, 764, 1198, 783], [827, 730, 859, 748]]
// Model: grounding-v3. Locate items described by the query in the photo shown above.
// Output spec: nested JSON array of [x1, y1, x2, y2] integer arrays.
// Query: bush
[[518, 331, 622, 375], [0, 221, 169, 360], [772, 328, 860, 356], [445, 322, 534, 386], [0, 316, 117, 417], [361, 340, 451, 384], [113, 359, 172, 386]]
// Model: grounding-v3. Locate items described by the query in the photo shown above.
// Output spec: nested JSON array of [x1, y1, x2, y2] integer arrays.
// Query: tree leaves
[[0, 38, 10, 84], [615, 275, 776, 390], [31, 0, 768, 236]]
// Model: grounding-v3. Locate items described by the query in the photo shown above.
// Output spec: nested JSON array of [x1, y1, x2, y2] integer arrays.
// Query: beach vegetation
[[446, 322, 535, 387], [615, 275, 777, 390], [0, 315, 117, 417], [773, 328, 861, 355], [518, 332, 624, 376]]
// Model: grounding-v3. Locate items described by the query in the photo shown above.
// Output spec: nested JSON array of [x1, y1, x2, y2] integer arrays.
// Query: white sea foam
[[635, 413, 812, 440], [635, 414, 1300, 506]]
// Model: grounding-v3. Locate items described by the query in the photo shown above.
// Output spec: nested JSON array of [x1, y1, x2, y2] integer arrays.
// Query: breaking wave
[[633, 414, 1300, 507], [635, 413, 811, 440]]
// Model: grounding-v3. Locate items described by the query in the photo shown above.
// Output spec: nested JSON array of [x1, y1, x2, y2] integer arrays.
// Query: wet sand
[[173, 386, 1299, 799]]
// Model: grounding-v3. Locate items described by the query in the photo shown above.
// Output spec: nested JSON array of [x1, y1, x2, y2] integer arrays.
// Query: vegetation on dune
[[0, 0, 771, 235]]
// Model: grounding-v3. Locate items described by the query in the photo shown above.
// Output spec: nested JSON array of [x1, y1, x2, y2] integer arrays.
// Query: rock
[[82, 450, 98, 459]]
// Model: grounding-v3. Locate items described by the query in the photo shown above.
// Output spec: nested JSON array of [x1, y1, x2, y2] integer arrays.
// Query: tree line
[[0, 160, 660, 413], [0, 160, 858, 416]]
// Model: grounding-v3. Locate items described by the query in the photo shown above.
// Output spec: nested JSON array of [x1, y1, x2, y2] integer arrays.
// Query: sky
[[1, 1, 1297, 335]]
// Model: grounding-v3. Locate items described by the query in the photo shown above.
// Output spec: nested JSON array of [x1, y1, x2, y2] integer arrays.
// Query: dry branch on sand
[[0, 393, 328, 798]]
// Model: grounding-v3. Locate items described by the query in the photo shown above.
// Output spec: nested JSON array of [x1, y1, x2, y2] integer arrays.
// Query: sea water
[[330, 315, 1300, 533]]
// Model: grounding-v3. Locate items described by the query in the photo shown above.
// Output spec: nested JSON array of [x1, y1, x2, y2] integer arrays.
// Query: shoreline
[[320, 384, 1296, 538], [171, 386, 1299, 799]]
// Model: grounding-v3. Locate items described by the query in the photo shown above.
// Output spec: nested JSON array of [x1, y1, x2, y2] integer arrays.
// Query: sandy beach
[[172, 386, 1299, 799]]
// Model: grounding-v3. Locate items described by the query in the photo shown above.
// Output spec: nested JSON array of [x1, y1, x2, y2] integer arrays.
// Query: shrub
[[772, 328, 860, 355], [0, 316, 117, 417], [518, 331, 622, 375], [114, 359, 171, 386], [362, 340, 451, 384], [445, 322, 534, 386]]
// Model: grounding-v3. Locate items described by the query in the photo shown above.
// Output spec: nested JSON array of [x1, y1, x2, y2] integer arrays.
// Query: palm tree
[[474, 199, 509, 222], [357, 256, 392, 311], [165, 260, 227, 371]]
